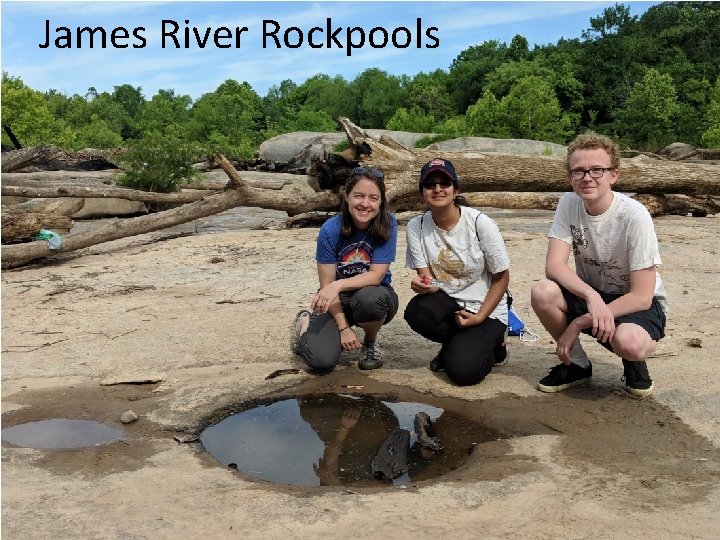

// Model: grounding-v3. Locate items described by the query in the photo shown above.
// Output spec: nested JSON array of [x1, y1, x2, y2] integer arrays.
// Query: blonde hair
[[565, 131, 620, 170]]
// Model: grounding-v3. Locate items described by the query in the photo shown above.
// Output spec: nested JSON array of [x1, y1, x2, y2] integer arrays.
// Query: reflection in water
[[1, 419, 123, 449], [201, 394, 489, 487]]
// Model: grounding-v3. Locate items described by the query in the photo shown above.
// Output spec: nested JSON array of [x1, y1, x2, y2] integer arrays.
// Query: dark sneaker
[[290, 310, 310, 355], [622, 359, 654, 396], [359, 341, 383, 370], [429, 354, 445, 372], [494, 343, 508, 365], [537, 362, 592, 393]]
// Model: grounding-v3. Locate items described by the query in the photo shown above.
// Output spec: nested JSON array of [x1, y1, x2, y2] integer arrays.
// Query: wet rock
[[120, 410, 138, 424], [414, 412, 443, 453], [372, 428, 410, 480]]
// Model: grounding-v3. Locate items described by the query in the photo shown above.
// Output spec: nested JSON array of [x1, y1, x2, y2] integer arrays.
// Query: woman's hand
[[339, 407, 361, 429], [455, 309, 483, 328], [312, 281, 341, 314], [340, 327, 362, 351], [410, 275, 439, 295]]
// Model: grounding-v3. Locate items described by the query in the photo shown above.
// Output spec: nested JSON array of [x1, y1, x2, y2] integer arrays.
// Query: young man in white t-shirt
[[531, 132, 667, 396]]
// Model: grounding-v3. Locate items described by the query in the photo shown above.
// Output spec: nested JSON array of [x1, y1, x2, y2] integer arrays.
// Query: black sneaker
[[494, 343, 508, 365], [429, 354, 445, 372], [359, 341, 383, 370], [537, 362, 592, 393], [622, 359, 654, 396]]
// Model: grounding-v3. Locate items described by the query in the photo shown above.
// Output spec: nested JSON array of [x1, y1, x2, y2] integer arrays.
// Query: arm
[[455, 269, 509, 327], [568, 266, 657, 331], [312, 262, 390, 313], [545, 238, 616, 343]]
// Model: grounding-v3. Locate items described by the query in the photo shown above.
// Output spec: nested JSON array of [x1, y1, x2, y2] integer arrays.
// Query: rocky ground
[[2, 208, 719, 539]]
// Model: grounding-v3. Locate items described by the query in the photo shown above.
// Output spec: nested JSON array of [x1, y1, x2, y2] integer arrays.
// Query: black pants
[[299, 285, 399, 371], [404, 291, 506, 386]]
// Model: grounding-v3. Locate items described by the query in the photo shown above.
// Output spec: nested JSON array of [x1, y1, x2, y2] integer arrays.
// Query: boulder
[[426, 136, 567, 157]]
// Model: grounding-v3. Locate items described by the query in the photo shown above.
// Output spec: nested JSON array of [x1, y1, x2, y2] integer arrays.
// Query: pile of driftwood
[[2, 118, 719, 268]]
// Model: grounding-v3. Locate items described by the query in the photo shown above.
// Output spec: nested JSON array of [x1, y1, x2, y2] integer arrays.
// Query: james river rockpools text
[[39, 18, 440, 56]]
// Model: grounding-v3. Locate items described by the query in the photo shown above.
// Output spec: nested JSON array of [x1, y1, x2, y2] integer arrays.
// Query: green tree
[[615, 68, 680, 148], [351, 68, 405, 128], [74, 114, 123, 149], [385, 107, 435, 133], [188, 79, 264, 159], [1, 73, 75, 148], [404, 70, 454, 123], [120, 128, 201, 192], [279, 105, 337, 132], [702, 77, 720, 147], [137, 89, 192, 135], [447, 40, 509, 114], [466, 90, 510, 138], [263, 79, 298, 125], [111, 84, 144, 138], [501, 76, 572, 142]]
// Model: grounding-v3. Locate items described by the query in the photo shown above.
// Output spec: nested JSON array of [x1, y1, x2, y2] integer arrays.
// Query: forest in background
[[3, 2, 720, 166]]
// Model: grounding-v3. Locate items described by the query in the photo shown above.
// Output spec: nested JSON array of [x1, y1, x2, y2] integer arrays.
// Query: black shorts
[[560, 284, 666, 350]]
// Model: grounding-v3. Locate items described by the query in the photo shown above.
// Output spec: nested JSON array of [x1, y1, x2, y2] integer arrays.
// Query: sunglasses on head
[[422, 178, 454, 190], [352, 166, 384, 179]]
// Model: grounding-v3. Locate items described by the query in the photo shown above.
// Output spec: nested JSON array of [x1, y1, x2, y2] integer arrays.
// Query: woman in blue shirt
[[292, 167, 398, 371]]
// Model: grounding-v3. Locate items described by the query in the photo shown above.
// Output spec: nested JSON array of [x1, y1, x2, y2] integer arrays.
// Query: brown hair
[[565, 131, 620, 170], [340, 173, 392, 241]]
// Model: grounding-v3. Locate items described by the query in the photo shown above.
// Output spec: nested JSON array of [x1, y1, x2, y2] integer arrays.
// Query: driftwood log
[[337, 118, 720, 201], [2, 198, 85, 243], [1, 146, 63, 173], [371, 428, 410, 480], [632, 194, 720, 217], [1, 146, 124, 173], [1, 212, 73, 243], [1, 155, 341, 267], [3, 197, 85, 216], [413, 412, 443, 453]]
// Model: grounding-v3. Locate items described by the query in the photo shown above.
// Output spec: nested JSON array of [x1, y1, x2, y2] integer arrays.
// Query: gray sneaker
[[359, 341, 383, 370]]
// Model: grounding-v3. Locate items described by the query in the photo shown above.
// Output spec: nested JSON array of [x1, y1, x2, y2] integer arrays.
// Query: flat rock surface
[[2, 209, 719, 539]]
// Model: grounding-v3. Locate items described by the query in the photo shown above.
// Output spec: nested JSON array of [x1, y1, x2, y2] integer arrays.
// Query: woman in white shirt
[[404, 158, 511, 386]]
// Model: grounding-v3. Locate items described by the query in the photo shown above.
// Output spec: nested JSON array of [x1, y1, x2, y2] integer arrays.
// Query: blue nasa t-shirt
[[315, 214, 397, 286]]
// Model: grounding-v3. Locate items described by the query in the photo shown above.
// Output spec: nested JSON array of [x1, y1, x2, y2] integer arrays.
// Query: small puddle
[[1, 419, 123, 449], [200, 393, 497, 487]]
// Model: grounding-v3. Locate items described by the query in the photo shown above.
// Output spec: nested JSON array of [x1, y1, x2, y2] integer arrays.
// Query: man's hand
[[586, 291, 616, 343], [556, 320, 582, 364]]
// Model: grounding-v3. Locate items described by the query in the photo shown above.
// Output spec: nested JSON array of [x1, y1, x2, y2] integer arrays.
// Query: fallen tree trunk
[[3, 197, 85, 216], [2, 183, 211, 204], [632, 194, 720, 217], [391, 191, 563, 212], [1, 212, 73, 243], [1, 145, 63, 173], [1, 154, 342, 267], [337, 118, 720, 201]]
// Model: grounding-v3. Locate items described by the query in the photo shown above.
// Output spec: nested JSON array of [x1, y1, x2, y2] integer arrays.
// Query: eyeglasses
[[352, 166, 384, 179], [422, 179, 453, 190], [569, 167, 614, 181]]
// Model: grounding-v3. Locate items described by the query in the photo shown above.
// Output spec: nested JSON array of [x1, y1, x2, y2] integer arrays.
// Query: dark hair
[[454, 195, 469, 207], [340, 173, 392, 241]]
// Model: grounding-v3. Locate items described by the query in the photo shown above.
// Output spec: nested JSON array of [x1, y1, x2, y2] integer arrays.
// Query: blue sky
[[1, 1, 658, 100]]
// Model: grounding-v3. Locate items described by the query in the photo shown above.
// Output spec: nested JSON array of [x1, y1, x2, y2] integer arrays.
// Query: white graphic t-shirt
[[549, 191, 667, 313], [405, 207, 510, 323]]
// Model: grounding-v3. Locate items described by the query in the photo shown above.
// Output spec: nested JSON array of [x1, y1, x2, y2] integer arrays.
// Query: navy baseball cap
[[419, 158, 459, 188]]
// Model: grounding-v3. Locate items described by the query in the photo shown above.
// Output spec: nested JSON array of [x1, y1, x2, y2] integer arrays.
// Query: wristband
[[338, 326, 349, 333]]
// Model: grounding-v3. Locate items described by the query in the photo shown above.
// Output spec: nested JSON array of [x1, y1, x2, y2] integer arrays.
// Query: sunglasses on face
[[422, 179, 453, 190], [352, 166, 384, 179]]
